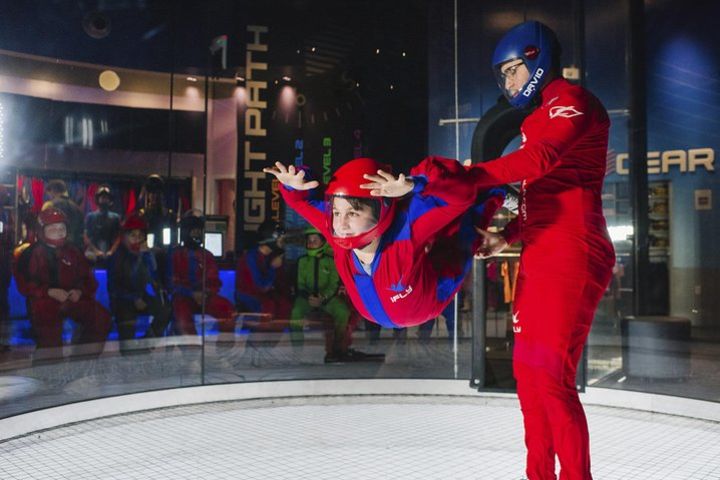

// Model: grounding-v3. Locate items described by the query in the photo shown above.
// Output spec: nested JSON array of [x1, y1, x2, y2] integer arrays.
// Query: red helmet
[[122, 215, 148, 232], [38, 207, 67, 247], [38, 207, 67, 227], [325, 157, 397, 250]]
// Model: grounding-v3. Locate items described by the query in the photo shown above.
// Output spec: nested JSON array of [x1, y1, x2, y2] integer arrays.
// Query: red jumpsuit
[[235, 249, 292, 330], [281, 156, 503, 328], [169, 246, 235, 335], [473, 78, 615, 479], [14, 242, 111, 358]]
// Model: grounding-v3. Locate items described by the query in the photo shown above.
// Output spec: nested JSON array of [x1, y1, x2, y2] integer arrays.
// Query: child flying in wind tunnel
[[264, 156, 504, 329]]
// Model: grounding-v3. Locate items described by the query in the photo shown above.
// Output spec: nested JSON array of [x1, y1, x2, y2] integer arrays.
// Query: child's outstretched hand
[[360, 170, 413, 198], [263, 162, 319, 190]]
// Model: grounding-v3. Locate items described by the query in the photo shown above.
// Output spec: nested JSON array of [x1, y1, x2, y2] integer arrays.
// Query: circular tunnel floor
[[1, 395, 719, 479]]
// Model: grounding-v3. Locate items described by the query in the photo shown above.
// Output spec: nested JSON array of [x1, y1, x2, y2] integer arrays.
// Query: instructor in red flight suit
[[473, 21, 615, 480], [14, 208, 111, 363], [265, 156, 504, 328]]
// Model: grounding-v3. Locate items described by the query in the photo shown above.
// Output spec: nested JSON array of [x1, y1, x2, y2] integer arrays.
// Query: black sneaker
[[342, 348, 385, 362], [324, 353, 344, 364]]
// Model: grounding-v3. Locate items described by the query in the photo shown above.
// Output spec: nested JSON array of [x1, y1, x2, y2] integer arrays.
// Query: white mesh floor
[[1, 396, 719, 479]]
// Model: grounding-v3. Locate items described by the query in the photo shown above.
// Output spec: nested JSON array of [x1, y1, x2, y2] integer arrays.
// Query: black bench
[[621, 316, 691, 380]]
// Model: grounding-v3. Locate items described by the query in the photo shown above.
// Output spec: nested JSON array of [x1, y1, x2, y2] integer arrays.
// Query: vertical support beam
[[572, 0, 586, 87], [470, 258, 487, 389], [573, 0, 588, 391], [628, 0, 650, 315], [167, 2, 176, 180]]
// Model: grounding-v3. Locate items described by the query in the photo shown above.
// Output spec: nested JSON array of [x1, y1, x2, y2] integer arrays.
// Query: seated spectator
[[108, 215, 171, 354], [235, 220, 292, 332], [84, 184, 121, 265], [13, 208, 111, 363], [169, 212, 236, 343], [291, 228, 382, 363]]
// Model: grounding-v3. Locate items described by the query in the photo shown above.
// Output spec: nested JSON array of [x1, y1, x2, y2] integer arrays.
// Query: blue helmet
[[492, 21, 560, 108]]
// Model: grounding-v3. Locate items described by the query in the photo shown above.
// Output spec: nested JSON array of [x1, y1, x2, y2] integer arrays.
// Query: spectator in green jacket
[[291, 227, 383, 363]]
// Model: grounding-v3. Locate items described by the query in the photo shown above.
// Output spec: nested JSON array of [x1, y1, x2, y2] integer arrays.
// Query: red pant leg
[[257, 293, 290, 332], [64, 299, 111, 356], [29, 298, 64, 349], [65, 299, 111, 344], [259, 293, 291, 321], [515, 362, 558, 480], [512, 244, 612, 480], [173, 295, 199, 335], [205, 294, 236, 333]]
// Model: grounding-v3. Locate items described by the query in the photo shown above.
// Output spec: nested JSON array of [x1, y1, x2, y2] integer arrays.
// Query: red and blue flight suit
[[168, 214, 235, 337], [470, 21, 616, 480], [234, 220, 292, 331], [107, 215, 172, 353], [280, 156, 504, 329]]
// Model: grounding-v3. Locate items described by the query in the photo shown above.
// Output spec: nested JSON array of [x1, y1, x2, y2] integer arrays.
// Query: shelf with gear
[[648, 181, 670, 257]]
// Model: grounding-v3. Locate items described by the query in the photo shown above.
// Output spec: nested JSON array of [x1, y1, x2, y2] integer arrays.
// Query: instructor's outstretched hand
[[359, 170, 413, 198], [263, 162, 319, 190]]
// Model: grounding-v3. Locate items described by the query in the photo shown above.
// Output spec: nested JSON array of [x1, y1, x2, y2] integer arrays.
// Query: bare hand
[[48, 288, 69, 303], [67, 289, 82, 303], [192, 291, 205, 305], [360, 170, 413, 197], [474, 229, 508, 259], [270, 254, 283, 269], [263, 162, 319, 190], [308, 294, 322, 308], [134, 298, 147, 310]]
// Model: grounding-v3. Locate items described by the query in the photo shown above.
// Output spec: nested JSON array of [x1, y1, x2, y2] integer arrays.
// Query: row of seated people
[[10, 207, 384, 364]]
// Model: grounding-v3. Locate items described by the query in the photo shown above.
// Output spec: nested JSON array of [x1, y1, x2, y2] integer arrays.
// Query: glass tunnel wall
[[0, 0, 719, 420], [426, 0, 720, 400], [0, 0, 445, 419]]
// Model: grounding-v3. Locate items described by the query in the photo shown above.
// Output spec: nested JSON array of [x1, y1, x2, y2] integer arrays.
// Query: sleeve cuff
[[410, 175, 427, 194]]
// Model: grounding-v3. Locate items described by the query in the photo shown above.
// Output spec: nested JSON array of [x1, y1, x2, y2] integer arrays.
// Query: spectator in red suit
[[14, 207, 111, 363], [168, 211, 236, 342], [234, 220, 292, 332]]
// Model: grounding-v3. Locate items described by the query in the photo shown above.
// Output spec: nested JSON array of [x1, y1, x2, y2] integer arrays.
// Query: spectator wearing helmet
[[84, 184, 121, 264], [290, 227, 379, 363], [42, 179, 85, 249], [13, 207, 111, 363], [168, 212, 236, 341], [471, 21, 615, 480], [234, 219, 292, 332], [107, 215, 171, 354], [264, 157, 504, 330]]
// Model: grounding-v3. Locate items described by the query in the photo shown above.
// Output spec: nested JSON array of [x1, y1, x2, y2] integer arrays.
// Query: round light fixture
[[98, 70, 120, 91]]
